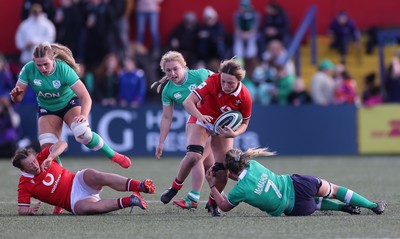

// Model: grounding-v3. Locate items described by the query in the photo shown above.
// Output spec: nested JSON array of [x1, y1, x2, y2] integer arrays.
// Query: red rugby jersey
[[193, 73, 252, 123], [17, 147, 75, 212]]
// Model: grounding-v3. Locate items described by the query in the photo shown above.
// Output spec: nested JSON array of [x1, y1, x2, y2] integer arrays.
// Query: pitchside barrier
[[14, 104, 367, 156], [16, 103, 400, 156]]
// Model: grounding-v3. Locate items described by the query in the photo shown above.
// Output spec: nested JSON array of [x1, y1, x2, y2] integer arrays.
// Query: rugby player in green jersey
[[151, 51, 219, 215], [10, 42, 131, 171], [206, 147, 387, 216]]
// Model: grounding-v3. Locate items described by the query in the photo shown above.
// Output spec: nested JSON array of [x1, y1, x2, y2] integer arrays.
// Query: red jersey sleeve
[[17, 177, 32, 207], [240, 85, 253, 120], [193, 74, 218, 100]]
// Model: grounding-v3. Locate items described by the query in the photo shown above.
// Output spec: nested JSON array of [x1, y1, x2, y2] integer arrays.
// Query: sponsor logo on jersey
[[42, 173, 55, 186], [42, 173, 62, 193], [33, 79, 42, 86], [40, 108, 48, 113], [174, 92, 182, 100], [38, 91, 61, 98], [188, 84, 197, 92], [52, 80, 61, 89]]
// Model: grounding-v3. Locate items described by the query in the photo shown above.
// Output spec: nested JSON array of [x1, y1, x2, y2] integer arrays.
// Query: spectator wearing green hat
[[310, 59, 336, 105]]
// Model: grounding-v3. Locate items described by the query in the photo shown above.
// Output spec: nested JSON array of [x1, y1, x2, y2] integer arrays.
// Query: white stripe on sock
[[316, 197, 323, 210], [188, 192, 200, 201], [126, 179, 132, 191], [344, 190, 354, 204]]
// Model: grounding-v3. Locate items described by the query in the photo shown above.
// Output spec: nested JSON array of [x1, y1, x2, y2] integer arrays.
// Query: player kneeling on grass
[[12, 141, 155, 215], [206, 147, 387, 216]]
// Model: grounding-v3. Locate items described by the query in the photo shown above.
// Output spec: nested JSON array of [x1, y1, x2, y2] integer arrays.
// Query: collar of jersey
[[21, 171, 35, 178], [238, 168, 248, 180], [47, 60, 57, 76], [232, 82, 243, 96], [172, 70, 188, 86]]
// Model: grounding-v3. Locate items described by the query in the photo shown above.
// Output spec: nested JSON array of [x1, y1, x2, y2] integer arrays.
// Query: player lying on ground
[[12, 141, 155, 215], [206, 147, 387, 216]]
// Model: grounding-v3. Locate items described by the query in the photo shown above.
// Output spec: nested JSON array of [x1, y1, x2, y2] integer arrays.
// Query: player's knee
[[71, 121, 92, 145], [38, 133, 58, 147], [186, 145, 204, 164], [318, 179, 334, 198], [186, 145, 204, 155]]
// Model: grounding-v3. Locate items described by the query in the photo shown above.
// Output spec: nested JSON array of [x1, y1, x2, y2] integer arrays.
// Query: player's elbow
[[219, 204, 233, 212]]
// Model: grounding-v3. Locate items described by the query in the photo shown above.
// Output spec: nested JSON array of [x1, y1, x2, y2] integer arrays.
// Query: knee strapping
[[323, 182, 333, 198], [39, 133, 58, 146], [71, 121, 92, 145], [186, 145, 204, 155]]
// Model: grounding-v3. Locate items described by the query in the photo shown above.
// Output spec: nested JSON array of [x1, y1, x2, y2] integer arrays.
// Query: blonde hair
[[33, 42, 80, 73], [224, 147, 275, 174], [151, 51, 187, 93], [219, 58, 246, 81]]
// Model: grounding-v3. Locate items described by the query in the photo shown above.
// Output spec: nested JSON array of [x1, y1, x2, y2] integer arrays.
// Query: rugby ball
[[213, 110, 243, 134]]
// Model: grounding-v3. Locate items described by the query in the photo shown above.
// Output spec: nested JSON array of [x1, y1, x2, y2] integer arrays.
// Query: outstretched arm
[[156, 104, 174, 160], [9, 81, 28, 103], [41, 141, 68, 171], [183, 93, 213, 124], [205, 168, 235, 212], [18, 202, 42, 215]]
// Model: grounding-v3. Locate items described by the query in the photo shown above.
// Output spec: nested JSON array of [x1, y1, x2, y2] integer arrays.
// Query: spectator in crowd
[[0, 96, 21, 158], [252, 40, 295, 105], [233, 2, 260, 62], [94, 53, 120, 106], [21, 0, 55, 21], [53, 0, 84, 61], [168, 11, 200, 68], [384, 53, 400, 102], [15, 3, 56, 65], [362, 72, 383, 107], [310, 59, 336, 105], [258, 2, 291, 55], [328, 11, 360, 64], [83, 0, 114, 72], [0, 54, 15, 97], [333, 64, 359, 105], [288, 77, 312, 106], [105, 0, 130, 60], [197, 6, 226, 65], [135, 0, 163, 58], [118, 57, 147, 108]]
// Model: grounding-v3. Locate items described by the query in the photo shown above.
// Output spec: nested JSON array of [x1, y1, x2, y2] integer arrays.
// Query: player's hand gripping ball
[[213, 110, 243, 135]]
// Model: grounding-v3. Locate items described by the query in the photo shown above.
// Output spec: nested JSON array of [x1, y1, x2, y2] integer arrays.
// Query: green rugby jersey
[[161, 68, 212, 106], [227, 160, 295, 216], [18, 59, 79, 111]]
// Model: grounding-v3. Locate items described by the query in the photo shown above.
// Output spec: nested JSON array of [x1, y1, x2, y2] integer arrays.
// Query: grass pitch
[[0, 156, 399, 239]]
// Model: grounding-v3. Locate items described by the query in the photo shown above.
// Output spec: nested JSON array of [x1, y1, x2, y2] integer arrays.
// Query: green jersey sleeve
[[161, 68, 212, 106]]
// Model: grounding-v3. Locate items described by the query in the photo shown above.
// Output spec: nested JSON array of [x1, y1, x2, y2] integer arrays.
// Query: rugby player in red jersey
[[12, 141, 155, 215]]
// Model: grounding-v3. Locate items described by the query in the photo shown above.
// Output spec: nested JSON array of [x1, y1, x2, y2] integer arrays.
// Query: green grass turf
[[0, 156, 399, 239]]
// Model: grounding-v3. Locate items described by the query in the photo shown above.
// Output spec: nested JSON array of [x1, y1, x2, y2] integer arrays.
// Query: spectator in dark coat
[[328, 11, 360, 64], [168, 12, 200, 68]]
